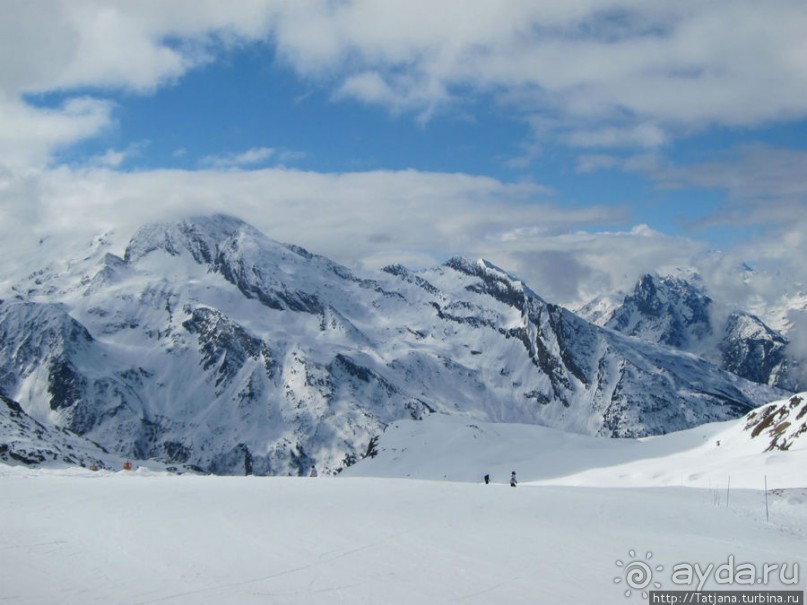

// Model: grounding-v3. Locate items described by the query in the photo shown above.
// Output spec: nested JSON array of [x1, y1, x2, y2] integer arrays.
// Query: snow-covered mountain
[[582, 273, 801, 391], [0, 215, 785, 475], [0, 392, 111, 469], [599, 274, 712, 349]]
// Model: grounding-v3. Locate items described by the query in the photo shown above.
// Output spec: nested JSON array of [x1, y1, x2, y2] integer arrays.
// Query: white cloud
[[0, 164, 636, 305], [335, 71, 448, 119], [3, 1, 806, 167], [620, 145, 807, 311], [566, 123, 668, 149], [10, 160, 771, 315], [0, 0, 804, 319], [0, 96, 113, 168], [655, 146, 807, 210], [93, 149, 127, 168], [269, 0, 807, 135], [200, 147, 276, 169], [199, 147, 308, 169], [644, 147, 807, 259], [0, 1, 278, 167], [485, 223, 709, 306], [88, 142, 149, 168], [2, 158, 803, 339], [0, 1, 277, 97]]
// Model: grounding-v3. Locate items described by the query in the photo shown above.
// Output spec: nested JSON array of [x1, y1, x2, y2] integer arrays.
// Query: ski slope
[[1, 466, 804, 605], [2, 401, 805, 605], [341, 409, 806, 491]]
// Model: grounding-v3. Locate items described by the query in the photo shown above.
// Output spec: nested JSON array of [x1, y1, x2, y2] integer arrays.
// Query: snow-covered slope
[[344, 393, 807, 490], [0, 215, 786, 475], [0, 392, 112, 469], [3, 397, 805, 605], [2, 466, 803, 605]]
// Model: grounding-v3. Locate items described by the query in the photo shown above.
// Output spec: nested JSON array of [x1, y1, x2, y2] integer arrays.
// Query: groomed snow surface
[[3, 401, 806, 604]]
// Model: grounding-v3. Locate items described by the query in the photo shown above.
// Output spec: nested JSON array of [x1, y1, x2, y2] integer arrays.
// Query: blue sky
[[32, 45, 785, 247], [2, 1, 806, 307]]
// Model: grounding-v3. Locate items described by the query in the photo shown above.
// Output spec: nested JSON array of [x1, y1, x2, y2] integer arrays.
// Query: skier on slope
[[510, 471, 517, 487]]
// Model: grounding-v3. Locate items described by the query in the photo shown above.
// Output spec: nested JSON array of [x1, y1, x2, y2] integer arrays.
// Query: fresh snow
[[343, 397, 807, 491], [2, 396, 805, 604], [2, 468, 804, 605]]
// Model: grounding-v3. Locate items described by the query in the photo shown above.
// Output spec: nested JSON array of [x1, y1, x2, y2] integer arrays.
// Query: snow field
[[1, 464, 804, 605], [342, 412, 807, 491], [3, 395, 805, 604]]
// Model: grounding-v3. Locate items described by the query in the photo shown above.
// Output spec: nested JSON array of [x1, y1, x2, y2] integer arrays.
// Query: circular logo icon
[[614, 550, 664, 599]]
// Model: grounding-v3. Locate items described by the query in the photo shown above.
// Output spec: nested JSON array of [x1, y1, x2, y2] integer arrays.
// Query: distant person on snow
[[510, 471, 517, 487], [484, 474, 490, 485]]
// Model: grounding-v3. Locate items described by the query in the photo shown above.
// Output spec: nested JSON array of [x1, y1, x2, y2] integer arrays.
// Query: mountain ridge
[[581, 272, 801, 391], [0, 214, 786, 475]]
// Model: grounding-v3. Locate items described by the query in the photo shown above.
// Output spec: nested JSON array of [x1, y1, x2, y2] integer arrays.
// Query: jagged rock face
[[720, 312, 792, 388], [744, 394, 807, 451], [0, 215, 785, 474], [605, 274, 712, 349], [0, 302, 96, 428], [0, 392, 111, 468], [599, 274, 800, 391], [182, 306, 275, 390]]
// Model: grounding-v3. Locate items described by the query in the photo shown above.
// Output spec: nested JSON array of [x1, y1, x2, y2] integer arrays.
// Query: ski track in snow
[[1, 459, 805, 605], [129, 529, 410, 605], [2, 324, 805, 605]]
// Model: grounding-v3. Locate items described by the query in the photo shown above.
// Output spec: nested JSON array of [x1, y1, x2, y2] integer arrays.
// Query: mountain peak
[[605, 272, 712, 348], [443, 256, 542, 308], [124, 214, 251, 264], [595, 272, 801, 391]]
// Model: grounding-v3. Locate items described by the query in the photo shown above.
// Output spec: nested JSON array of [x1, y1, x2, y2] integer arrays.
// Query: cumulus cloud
[[0, 1, 275, 97], [0, 0, 804, 320], [0, 0, 277, 166], [4, 1, 807, 166], [0, 164, 641, 305], [646, 145, 807, 270], [0, 96, 114, 168], [270, 1, 807, 135]]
